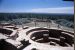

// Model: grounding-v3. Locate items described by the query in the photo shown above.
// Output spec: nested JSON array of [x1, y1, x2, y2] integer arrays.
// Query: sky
[[0, 0, 74, 14]]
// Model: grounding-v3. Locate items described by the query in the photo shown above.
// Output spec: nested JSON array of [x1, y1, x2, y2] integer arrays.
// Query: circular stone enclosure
[[30, 28, 74, 47], [0, 28, 13, 35]]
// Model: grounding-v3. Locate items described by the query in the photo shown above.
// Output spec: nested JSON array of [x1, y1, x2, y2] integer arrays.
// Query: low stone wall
[[6, 27, 18, 30], [26, 28, 48, 35]]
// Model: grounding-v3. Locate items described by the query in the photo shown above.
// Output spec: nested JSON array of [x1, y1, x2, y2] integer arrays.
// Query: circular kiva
[[0, 28, 13, 35], [0, 28, 19, 40], [26, 28, 74, 47]]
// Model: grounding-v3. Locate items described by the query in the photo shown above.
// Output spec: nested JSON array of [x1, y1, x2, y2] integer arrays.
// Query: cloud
[[26, 7, 74, 14]]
